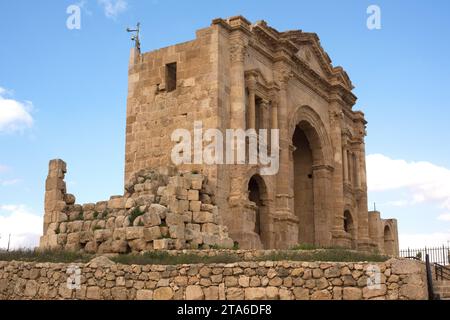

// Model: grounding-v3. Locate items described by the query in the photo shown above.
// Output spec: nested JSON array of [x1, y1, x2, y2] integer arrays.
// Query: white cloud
[[0, 204, 42, 249], [98, 0, 127, 19], [367, 154, 450, 210], [0, 179, 21, 186], [437, 213, 450, 222], [400, 231, 450, 249], [0, 164, 9, 173], [0, 87, 34, 133]]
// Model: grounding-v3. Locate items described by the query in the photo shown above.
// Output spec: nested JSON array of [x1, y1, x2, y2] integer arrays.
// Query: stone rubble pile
[[40, 161, 234, 253]]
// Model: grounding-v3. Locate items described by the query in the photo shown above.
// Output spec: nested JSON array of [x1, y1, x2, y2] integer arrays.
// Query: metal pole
[[7, 234, 11, 252], [425, 254, 435, 300]]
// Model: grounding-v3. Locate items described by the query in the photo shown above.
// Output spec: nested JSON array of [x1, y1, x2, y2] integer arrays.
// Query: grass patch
[[290, 243, 318, 250], [0, 248, 92, 263], [257, 249, 388, 263], [0, 248, 388, 265], [111, 251, 240, 265]]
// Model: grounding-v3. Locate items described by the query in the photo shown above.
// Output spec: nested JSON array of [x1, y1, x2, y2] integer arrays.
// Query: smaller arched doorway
[[247, 175, 269, 248], [384, 225, 395, 256], [343, 210, 356, 249]]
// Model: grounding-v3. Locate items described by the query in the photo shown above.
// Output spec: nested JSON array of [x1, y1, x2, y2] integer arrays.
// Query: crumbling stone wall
[[0, 257, 427, 300], [40, 160, 234, 253]]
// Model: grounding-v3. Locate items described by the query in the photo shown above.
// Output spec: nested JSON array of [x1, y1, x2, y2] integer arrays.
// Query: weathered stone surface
[[244, 288, 266, 300], [136, 289, 153, 300], [0, 258, 427, 301], [343, 287, 362, 300], [293, 287, 309, 300], [310, 290, 332, 300], [153, 287, 174, 300], [143, 226, 162, 241], [391, 259, 421, 275], [185, 285, 204, 300]]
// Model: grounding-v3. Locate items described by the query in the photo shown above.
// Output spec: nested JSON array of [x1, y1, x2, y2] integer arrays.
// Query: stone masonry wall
[[0, 257, 427, 300], [40, 160, 234, 253]]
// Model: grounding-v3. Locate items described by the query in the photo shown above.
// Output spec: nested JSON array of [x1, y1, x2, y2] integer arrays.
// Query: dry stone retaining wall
[[0, 257, 427, 300], [40, 160, 234, 253]]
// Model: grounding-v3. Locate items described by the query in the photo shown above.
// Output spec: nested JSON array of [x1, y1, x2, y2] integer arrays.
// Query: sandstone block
[[153, 239, 170, 250], [185, 285, 204, 300], [126, 226, 144, 240], [343, 287, 362, 300], [153, 287, 173, 300], [108, 197, 125, 210], [136, 289, 153, 300], [193, 211, 214, 223], [311, 289, 332, 300], [187, 190, 199, 201], [245, 287, 266, 300], [293, 287, 309, 300], [142, 211, 161, 227], [144, 226, 162, 241], [226, 288, 244, 300]]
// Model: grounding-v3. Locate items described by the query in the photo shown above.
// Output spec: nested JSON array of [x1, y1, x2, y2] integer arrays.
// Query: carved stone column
[[260, 99, 270, 130], [271, 100, 278, 130], [229, 37, 247, 131], [246, 75, 257, 130], [312, 165, 334, 247], [227, 34, 251, 248], [342, 142, 349, 183], [275, 69, 293, 215], [328, 100, 347, 247], [272, 67, 298, 249]]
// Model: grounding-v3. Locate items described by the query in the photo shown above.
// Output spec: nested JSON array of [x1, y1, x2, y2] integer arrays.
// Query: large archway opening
[[384, 225, 394, 256], [293, 126, 315, 245], [247, 174, 269, 248], [343, 210, 356, 249]]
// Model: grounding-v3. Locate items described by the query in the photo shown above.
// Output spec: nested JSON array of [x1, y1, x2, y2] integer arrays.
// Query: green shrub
[[111, 251, 240, 265], [0, 248, 92, 263], [129, 207, 144, 225]]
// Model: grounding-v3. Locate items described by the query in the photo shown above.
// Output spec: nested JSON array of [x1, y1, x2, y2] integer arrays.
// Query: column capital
[[246, 74, 257, 90], [276, 68, 293, 89]]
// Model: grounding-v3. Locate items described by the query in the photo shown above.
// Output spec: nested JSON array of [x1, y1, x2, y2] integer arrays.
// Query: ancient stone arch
[[289, 105, 333, 246], [343, 209, 357, 249], [384, 224, 395, 256], [288, 105, 333, 167], [246, 173, 270, 249]]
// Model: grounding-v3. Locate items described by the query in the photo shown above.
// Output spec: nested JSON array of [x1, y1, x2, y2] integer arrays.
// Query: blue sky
[[1, 0, 449, 249]]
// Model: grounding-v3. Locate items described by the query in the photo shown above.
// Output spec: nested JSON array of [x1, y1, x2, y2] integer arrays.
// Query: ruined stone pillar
[[368, 211, 383, 251], [40, 159, 68, 249]]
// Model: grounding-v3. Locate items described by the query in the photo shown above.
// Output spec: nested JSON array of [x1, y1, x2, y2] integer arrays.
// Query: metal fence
[[400, 245, 450, 266]]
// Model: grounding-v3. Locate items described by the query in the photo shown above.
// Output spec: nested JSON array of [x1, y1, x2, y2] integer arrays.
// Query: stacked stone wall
[[0, 257, 427, 300]]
